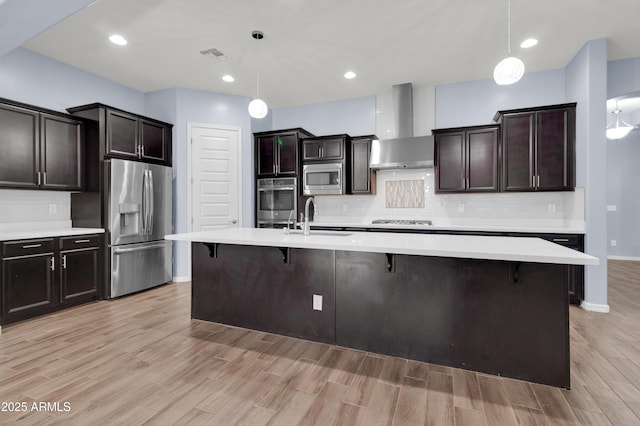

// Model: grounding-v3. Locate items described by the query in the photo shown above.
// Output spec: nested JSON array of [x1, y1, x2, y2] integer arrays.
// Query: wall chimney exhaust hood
[[370, 83, 434, 170]]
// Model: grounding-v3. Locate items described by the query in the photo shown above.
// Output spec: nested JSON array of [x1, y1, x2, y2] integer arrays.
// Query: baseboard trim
[[172, 276, 191, 283], [580, 301, 610, 313], [608, 255, 640, 261]]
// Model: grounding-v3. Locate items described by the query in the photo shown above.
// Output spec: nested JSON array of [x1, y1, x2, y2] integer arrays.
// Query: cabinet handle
[[43, 171, 47, 185], [537, 175, 540, 187], [50, 257, 55, 271], [74, 239, 91, 244], [553, 238, 570, 243], [37, 172, 41, 186], [320, 147, 324, 158], [62, 255, 67, 269], [273, 164, 276, 174], [22, 243, 42, 249], [141, 145, 145, 158]]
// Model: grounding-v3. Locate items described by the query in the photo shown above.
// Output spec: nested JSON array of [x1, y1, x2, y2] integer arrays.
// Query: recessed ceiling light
[[109, 34, 128, 46], [520, 38, 538, 48], [344, 71, 357, 79], [222, 75, 235, 82]]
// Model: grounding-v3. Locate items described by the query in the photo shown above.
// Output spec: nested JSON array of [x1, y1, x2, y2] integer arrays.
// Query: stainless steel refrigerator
[[105, 159, 172, 298]]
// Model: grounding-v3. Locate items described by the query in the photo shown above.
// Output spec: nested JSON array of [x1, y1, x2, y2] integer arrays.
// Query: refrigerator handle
[[148, 169, 155, 234], [141, 169, 148, 234]]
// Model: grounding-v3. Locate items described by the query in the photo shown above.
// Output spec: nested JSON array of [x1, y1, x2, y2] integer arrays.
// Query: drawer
[[2, 238, 55, 258], [59, 235, 101, 251]]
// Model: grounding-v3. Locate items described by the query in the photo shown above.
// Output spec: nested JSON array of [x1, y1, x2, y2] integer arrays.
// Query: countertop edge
[[0, 228, 105, 242], [166, 229, 599, 266]]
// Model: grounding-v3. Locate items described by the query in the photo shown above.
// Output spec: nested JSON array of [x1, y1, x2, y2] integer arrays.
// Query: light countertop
[[0, 228, 105, 242], [310, 216, 586, 234], [166, 228, 598, 266]]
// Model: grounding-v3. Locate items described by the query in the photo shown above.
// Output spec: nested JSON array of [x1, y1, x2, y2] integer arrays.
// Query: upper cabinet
[[302, 135, 348, 162], [68, 104, 172, 166], [495, 103, 576, 192], [434, 125, 499, 193], [350, 135, 376, 195], [254, 128, 314, 178], [0, 99, 83, 191]]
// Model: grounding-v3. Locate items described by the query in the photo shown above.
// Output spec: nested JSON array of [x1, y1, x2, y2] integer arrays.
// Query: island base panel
[[191, 242, 335, 344], [335, 251, 570, 388]]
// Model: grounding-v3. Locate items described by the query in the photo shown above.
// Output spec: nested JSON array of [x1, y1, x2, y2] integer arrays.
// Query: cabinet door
[[320, 138, 344, 160], [0, 103, 39, 188], [302, 139, 323, 161], [536, 109, 571, 190], [276, 133, 298, 175], [106, 110, 139, 158], [40, 114, 83, 190], [60, 248, 100, 303], [256, 135, 276, 176], [435, 131, 465, 192], [2, 254, 56, 322], [351, 138, 373, 194], [502, 113, 535, 191], [467, 127, 498, 192], [140, 119, 168, 164]]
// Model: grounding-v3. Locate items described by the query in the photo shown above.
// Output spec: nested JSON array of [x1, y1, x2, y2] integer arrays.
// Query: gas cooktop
[[371, 219, 433, 226]]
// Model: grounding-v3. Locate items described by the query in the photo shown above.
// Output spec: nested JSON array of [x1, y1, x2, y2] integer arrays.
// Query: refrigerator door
[[108, 159, 147, 246], [110, 240, 172, 298], [146, 162, 173, 241]]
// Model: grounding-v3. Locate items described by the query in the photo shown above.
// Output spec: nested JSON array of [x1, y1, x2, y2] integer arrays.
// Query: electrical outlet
[[313, 294, 323, 311], [342, 204, 348, 212], [48, 203, 57, 215], [548, 203, 556, 213], [457, 203, 464, 213], [607, 205, 617, 212], [611, 240, 617, 247]]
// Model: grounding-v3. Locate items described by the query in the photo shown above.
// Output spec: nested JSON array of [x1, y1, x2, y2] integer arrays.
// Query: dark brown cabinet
[[254, 128, 313, 178], [59, 236, 102, 304], [350, 135, 376, 194], [495, 103, 576, 192], [68, 103, 172, 166], [1, 234, 103, 327], [1, 239, 56, 324], [302, 135, 347, 161], [0, 99, 83, 191], [434, 125, 499, 193], [40, 113, 83, 190]]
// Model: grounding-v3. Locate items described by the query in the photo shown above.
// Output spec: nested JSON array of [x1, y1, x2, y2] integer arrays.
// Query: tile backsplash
[[0, 189, 71, 231], [385, 180, 425, 208], [314, 168, 584, 223]]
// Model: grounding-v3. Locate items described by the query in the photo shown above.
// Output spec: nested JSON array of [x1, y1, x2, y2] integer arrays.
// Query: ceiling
[[22, 0, 640, 109]]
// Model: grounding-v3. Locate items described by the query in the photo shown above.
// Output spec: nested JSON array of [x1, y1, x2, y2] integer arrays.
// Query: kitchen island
[[166, 228, 598, 388]]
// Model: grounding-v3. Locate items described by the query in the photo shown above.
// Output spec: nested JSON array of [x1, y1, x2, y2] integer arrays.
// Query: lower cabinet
[[1, 234, 103, 326], [59, 235, 102, 304]]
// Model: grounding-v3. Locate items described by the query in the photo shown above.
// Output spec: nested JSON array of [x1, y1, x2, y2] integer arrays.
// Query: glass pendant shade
[[606, 110, 633, 140], [248, 98, 268, 119], [493, 56, 525, 85]]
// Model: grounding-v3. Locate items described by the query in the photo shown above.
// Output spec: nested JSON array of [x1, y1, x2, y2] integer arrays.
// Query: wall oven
[[256, 177, 297, 228], [302, 163, 344, 195]]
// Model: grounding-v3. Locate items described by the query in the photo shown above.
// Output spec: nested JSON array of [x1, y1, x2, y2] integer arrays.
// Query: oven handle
[[258, 187, 295, 191]]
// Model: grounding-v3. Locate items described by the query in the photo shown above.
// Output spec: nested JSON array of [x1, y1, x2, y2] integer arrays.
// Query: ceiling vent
[[199, 47, 227, 60]]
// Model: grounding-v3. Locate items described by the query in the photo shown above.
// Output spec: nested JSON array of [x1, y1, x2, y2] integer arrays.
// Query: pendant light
[[606, 103, 635, 140], [248, 30, 268, 119], [493, 0, 525, 85]]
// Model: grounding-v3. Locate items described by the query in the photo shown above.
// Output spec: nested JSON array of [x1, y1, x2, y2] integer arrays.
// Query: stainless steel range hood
[[370, 83, 434, 169]]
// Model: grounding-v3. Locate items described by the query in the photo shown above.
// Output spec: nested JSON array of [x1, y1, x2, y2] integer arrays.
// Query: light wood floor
[[1, 260, 639, 425]]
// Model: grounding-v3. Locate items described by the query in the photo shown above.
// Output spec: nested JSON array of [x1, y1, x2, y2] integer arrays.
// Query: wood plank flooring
[[1, 260, 639, 425]]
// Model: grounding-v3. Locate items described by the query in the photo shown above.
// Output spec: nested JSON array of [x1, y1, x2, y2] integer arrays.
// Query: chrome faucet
[[303, 197, 315, 235]]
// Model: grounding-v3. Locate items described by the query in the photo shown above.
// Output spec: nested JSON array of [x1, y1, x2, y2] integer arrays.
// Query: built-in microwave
[[302, 163, 344, 195], [256, 177, 297, 223]]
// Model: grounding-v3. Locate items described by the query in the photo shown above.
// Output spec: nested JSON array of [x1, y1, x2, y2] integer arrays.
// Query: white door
[[189, 124, 242, 231]]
